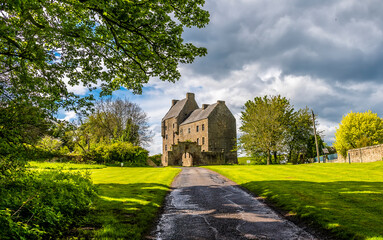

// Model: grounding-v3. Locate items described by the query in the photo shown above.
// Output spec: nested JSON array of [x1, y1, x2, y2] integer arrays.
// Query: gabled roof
[[180, 103, 218, 125], [162, 98, 187, 121]]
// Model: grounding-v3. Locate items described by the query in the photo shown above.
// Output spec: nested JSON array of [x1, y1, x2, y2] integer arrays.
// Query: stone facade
[[161, 93, 237, 166]]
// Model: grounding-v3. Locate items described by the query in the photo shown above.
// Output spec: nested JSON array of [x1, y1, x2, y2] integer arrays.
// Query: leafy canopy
[[1, 0, 210, 112], [334, 111, 383, 157], [240, 95, 316, 164], [240, 95, 294, 164]]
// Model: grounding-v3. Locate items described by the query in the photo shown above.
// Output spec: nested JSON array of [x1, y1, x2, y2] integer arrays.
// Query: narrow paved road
[[150, 167, 316, 240]]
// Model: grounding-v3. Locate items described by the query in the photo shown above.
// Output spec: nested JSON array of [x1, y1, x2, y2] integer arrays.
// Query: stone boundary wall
[[336, 144, 383, 163]]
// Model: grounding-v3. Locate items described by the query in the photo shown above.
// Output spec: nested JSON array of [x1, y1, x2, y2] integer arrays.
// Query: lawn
[[28, 161, 107, 169], [28, 162, 180, 239], [205, 162, 383, 240], [85, 167, 181, 239]]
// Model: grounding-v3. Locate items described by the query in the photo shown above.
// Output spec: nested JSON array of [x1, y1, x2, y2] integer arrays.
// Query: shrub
[[90, 142, 149, 166], [0, 161, 97, 239], [148, 154, 162, 166]]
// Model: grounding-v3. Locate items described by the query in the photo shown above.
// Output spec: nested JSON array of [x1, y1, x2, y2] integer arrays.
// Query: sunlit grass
[[205, 161, 383, 240], [28, 161, 106, 169], [85, 167, 181, 239], [30, 162, 181, 239]]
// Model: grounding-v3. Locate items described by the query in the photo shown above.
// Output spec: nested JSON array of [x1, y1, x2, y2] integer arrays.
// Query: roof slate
[[180, 103, 218, 125], [162, 98, 187, 121]]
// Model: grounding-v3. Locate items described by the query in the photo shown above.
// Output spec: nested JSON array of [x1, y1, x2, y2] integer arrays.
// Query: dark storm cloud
[[183, 0, 383, 83]]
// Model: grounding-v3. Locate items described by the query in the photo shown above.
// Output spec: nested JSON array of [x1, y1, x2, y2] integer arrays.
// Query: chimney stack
[[172, 99, 179, 106], [217, 100, 225, 104], [202, 104, 209, 109], [186, 92, 195, 99]]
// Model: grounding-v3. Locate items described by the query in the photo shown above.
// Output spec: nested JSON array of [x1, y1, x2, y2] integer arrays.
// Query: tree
[[240, 95, 293, 165], [1, 0, 209, 107], [1, 0, 209, 160], [285, 107, 313, 164], [334, 111, 383, 157], [83, 98, 152, 146]]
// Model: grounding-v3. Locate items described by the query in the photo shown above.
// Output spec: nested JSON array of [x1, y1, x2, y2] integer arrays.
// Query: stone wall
[[347, 144, 383, 163], [333, 144, 383, 163], [207, 102, 237, 163]]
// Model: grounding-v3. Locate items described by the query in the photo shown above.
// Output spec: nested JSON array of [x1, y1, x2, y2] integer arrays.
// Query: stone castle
[[161, 93, 237, 166]]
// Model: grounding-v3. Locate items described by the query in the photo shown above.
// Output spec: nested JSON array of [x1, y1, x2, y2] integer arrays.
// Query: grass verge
[[204, 162, 383, 240], [84, 167, 181, 239]]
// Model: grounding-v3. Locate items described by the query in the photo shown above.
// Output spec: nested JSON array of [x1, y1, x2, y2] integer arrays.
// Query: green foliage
[[148, 154, 162, 166], [240, 95, 292, 164], [36, 135, 62, 152], [0, 168, 97, 239], [205, 162, 383, 240], [286, 108, 315, 164], [0, 102, 52, 160], [240, 95, 315, 164], [334, 111, 383, 157], [1, 0, 209, 110], [90, 142, 149, 166], [83, 98, 152, 146]]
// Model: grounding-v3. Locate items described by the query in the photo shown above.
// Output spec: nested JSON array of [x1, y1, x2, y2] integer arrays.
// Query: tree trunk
[[273, 151, 278, 164], [267, 150, 270, 165]]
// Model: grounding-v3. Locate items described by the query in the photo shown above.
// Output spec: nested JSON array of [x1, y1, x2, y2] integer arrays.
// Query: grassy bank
[[205, 162, 383, 240]]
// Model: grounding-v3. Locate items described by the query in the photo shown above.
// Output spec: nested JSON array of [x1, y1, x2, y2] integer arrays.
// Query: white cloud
[[59, 111, 77, 122]]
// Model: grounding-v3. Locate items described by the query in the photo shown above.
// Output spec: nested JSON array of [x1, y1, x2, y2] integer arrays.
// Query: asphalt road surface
[[150, 167, 316, 240]]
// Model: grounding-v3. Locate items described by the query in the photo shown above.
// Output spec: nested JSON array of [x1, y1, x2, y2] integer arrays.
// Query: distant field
[[205, 162, 383, 240]]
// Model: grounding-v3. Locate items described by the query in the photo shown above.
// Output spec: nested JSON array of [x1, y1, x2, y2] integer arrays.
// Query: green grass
[[238, 156, 258, 165], [86, 167, 181, 239], [28, 162, 181, 239], [204, 162, 383, 240], [28, 161, 106, 169]]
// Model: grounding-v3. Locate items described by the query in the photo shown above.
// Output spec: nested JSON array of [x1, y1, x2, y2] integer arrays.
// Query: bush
[[90, 142, 149, 166], [148, 154, 162, 166], [0, 161, 97, 239]]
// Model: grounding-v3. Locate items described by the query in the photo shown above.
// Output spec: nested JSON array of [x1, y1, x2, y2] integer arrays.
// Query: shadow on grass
[[79, 183, 170, 239], [241, 180, 383, 239]]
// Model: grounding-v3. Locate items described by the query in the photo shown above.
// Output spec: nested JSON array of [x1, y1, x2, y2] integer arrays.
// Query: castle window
[[165, 145, 167, 151], [165, 134, 168, 140], [188, 128, 191, 133], [196, 126, 199, 132], [173, 123, 175, 128], [180, 129, 183, 134], [202, 124, 205, 131], [197, 138, 199, 145], [202, 137, 205, 145]]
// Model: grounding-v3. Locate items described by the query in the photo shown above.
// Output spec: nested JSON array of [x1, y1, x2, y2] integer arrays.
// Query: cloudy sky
[[61, 0, 383, 155]]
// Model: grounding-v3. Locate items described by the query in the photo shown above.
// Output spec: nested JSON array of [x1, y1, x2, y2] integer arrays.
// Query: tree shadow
[[79, 183, 171, 239], [240, 180, 383, 239]]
